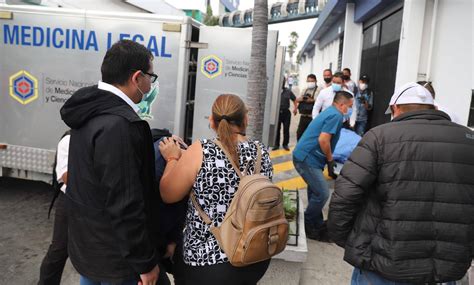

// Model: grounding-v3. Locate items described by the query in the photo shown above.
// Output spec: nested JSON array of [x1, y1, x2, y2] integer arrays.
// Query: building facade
[[299, 0, 473, 128]]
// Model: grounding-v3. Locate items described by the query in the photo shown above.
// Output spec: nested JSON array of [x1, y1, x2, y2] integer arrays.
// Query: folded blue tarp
[[333, 129, 362, 164]]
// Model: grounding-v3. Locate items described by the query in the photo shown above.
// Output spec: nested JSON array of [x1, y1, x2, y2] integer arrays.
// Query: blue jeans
[[354, 120, 367, 136], [80, 275, 137, 285], [293, 158, 329, 230], [351, 268, 457, 285]]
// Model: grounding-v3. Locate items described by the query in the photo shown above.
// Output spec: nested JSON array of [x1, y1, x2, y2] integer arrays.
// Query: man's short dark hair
[[343, 68, 351, 74], [307, 74, 317, 80], [323, 69, 332, 74], [417, 81, 436, 98], [101, 40, 154, 85], [334, 91, 353, 104], [333, 72, 343, 79], [397, 104, 435, 113]]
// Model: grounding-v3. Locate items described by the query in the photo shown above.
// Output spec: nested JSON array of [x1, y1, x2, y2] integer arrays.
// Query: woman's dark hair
[[101, 40, 153, 85], [212, 94, 248, 165]]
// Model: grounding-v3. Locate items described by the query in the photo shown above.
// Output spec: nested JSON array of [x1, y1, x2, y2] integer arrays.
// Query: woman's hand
[[159, 137, 182, 161]]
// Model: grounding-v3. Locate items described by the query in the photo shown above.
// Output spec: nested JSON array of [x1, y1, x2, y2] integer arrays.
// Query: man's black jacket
[[61, 85, 158, 283], [328, 110, 474, 283]]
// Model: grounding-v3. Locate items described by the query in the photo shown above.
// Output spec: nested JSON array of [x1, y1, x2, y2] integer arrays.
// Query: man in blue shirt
[[293, 91, 354, 241]]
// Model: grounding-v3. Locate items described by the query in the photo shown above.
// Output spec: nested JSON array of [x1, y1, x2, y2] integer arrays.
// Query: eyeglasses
[[141, 71, 158, 83]]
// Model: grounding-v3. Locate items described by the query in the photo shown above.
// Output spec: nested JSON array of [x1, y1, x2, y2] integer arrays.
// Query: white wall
[[341, 3, 363, 82], [428, 0, 473, 125], [395, 0, 426, 87], [298, 37, 340, 86], [396, 0, 473, 125]]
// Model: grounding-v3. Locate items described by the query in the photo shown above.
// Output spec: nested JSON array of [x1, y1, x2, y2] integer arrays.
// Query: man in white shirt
[[38, 132, 70, 285], [342, 68, 356, 94], [320, 69, 333, 89], [312, 72, 345, 119]]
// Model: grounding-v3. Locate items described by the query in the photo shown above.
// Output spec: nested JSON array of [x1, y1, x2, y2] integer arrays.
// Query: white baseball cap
[[385, 82, 434, 114]]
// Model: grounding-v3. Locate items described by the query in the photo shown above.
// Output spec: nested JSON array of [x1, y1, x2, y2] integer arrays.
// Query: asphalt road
[[0, 178, 78, 284]]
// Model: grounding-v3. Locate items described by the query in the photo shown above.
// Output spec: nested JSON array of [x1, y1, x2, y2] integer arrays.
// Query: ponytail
[[212, 94, 248, 168], [216, 118, 240, 166]]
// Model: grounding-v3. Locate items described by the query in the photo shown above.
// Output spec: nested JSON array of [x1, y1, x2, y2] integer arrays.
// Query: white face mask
[[359, 83, 367, 91], [307, 82, 316, 89]]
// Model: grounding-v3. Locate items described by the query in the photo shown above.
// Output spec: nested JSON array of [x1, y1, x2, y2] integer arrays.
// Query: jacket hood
[[60, 85, 140, 129]]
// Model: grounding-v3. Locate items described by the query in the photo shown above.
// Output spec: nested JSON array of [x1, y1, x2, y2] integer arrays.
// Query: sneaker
[[272, 146, 280, 150], [283, 145, 290, 151]]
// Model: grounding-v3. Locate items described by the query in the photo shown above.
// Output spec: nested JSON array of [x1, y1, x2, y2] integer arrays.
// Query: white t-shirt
[[55, 135, 70, 193], [312, 86, 356, 126], [345, 80, 356, 93], [312, 86, 335, 118]]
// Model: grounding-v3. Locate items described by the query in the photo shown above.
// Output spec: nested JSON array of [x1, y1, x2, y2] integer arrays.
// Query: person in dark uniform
[[295, 74, 319, 141], [273, 79, 297, 151]]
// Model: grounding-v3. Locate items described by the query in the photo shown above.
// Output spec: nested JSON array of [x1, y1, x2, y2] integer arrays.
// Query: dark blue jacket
[[153, 139, 187, 255]]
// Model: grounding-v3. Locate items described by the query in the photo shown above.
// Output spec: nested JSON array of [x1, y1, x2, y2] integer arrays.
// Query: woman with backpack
[[159, 94, 276, 285]]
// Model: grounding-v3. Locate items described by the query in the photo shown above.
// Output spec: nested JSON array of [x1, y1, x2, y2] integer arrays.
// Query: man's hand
[[327, 160, 338, 179], [292, 108, 298, 116], [138, 265, 159, 285]]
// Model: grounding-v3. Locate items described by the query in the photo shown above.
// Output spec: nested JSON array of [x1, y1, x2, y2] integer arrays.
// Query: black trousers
[[38, 192, 68, 285], [173, 251, 270, 285], [296, 115, 313, 141], [274, 109, 291, 147]]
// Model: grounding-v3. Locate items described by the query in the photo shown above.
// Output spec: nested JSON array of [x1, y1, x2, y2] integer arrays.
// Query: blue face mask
[[343, 107, 353, 122], [332, 83, 342, 92]]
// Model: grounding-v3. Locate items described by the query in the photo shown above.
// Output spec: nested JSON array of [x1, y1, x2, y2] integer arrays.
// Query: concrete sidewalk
[[0, 177, 352, 285], [0, 107, 353, 284]]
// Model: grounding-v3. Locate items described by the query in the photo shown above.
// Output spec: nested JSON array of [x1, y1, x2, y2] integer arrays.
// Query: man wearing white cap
[[328, 82, 474, 284]]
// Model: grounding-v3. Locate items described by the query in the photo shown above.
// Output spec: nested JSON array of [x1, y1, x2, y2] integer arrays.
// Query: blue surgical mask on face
[[332, 83, 342, 92], [345, 107, 353, 117], [343, 107, 353, 122]]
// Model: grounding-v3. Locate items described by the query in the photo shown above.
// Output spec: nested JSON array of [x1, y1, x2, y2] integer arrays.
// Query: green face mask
[[137, 84, 159, 119]]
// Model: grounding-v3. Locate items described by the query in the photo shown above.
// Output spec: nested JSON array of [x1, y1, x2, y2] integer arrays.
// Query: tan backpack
[[191, 139, 289, 267]]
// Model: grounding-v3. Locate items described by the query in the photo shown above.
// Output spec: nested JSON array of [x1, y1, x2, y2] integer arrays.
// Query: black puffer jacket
[[328, 110, 474, 283], [61, 86, 159, 283]]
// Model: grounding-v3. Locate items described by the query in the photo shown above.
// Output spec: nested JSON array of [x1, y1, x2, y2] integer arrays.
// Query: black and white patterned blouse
[[183, 139, 273, 266]]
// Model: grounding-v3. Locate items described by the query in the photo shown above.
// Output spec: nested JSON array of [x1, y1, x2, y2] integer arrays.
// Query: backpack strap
[[213, 139, 243, 178], [254, 142, 262, 174], [190, 191, 212, 225]]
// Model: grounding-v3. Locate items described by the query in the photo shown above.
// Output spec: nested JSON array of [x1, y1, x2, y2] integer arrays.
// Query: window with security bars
[[468, 90, 474, 127]]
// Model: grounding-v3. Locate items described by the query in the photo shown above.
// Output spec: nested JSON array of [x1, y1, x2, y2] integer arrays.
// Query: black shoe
[[272, 146, 280, 150], [316, 226, 333, 243], [305, 224, 320, 240], [283, 145, 290, 151]]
